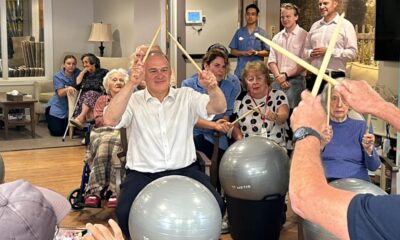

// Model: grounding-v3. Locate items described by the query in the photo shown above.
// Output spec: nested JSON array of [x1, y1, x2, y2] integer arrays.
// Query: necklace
[[250, 88, 270, 122], [248, 89, 270, 137]]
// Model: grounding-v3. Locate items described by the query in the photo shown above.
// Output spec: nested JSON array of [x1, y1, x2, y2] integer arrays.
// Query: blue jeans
[[271, 75, 305, 109]]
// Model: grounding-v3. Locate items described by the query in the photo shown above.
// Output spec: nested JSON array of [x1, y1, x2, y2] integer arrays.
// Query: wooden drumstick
[[254, 33, 339, 86], [311, 13, 345, 96], [231, 103, 265, 125], [327, 83, 332, 125], [365, 114, 372, 134], [168, 32, 202, 72], [142, 23, 163, 63]]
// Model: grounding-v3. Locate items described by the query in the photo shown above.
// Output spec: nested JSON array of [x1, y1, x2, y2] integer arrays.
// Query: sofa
[[98, 56, 131, 70]]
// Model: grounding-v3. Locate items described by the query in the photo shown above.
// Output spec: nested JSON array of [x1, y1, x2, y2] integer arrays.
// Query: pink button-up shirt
[[304, 13, 358, 72], [268, 24, 308, 76]]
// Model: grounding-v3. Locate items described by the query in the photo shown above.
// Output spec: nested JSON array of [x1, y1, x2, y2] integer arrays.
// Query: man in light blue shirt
[[229, 3, 270, 79]]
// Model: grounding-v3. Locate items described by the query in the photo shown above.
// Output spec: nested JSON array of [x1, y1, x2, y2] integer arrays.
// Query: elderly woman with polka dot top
[[231, 61, 289, 146]]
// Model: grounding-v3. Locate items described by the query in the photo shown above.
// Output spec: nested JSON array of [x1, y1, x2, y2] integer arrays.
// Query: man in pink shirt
[[268, 3, 308, 151], [268, 3, 308, 110], [304, 0, 357, 93]]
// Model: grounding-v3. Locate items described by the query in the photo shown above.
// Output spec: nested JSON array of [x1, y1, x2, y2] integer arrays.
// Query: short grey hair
[[129, 44, 163, 66], [321, 79, 345, 112], [102, 68, 129, 94]]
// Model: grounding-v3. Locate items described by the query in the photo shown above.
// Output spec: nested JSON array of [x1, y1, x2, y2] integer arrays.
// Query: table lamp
[[88, 23, 113, 57]]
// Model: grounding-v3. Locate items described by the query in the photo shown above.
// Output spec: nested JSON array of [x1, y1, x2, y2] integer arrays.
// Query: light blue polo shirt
[[47, 68, 80, 119], [229, 26, 269, 78]]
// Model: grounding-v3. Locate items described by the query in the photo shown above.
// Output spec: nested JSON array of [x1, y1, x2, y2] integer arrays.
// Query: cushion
[[347, 62, 379, 87], [97, 56, 131, 70], [39, 92, 54, 103]]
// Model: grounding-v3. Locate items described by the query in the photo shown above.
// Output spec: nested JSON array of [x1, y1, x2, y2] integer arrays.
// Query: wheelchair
[[68, 123, 127, 210]]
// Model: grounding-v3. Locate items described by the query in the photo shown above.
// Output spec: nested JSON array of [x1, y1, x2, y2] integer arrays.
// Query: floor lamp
[[88, 23, 113, 57]]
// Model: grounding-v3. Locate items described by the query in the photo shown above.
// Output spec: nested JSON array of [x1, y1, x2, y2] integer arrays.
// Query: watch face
[[295, 128, 306, 138]]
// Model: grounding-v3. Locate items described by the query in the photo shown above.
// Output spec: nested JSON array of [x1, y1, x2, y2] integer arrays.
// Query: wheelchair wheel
[[68, 187, 85, 210]]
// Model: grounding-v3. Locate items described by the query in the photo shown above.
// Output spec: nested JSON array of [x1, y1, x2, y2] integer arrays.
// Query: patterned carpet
[[0, 121, 83, 151]]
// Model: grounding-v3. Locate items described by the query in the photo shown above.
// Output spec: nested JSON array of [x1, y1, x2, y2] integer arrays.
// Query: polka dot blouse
[[237, 89, 289, 146]]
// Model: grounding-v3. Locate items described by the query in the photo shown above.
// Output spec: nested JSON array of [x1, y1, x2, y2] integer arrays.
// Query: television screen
[[375, 0, 400, 61]]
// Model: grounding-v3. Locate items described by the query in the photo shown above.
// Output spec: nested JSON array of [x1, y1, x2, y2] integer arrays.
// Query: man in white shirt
[[103, 52, 227, 237], [268, 3, 308, 110], [304, 0, 357, 93]]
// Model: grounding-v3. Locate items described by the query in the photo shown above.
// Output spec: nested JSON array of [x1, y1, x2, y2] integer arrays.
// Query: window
[[0, 0, 50, 79]]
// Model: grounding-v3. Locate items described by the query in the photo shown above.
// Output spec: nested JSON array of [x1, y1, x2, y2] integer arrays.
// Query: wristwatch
[[292, 127, 322, 145]]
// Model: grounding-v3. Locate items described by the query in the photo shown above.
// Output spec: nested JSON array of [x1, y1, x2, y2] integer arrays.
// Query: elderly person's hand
[[82, 219, 124, 240], [335, 80, 384, 115], [198, 70, 217, 92], [291, 90, 326, 134], [264, 110, 278, 122], [129, 61, 145, 88], [362, 133, 375, 156], [321, 125, 333, 148]]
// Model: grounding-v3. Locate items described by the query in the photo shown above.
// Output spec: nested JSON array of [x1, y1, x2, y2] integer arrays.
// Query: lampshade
[[88, 23, 113, 42]]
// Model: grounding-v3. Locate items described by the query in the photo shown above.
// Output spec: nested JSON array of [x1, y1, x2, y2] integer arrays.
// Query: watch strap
[[292, 127, 322, 145]]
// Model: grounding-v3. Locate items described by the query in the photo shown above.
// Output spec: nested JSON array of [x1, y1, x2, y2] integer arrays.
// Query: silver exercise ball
[[219, 136, 289, 200], [300, 178, 387, 240], [128, 175, 222, 240], [0, 154, 4, 184], [329, 178, 388, 195]]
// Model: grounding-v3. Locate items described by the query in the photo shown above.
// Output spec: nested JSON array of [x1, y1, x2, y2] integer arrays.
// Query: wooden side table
[[0, 93, 37, 139]]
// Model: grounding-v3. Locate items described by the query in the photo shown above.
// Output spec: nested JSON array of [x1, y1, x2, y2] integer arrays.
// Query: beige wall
[[185, 0, 238, 53], [94, 0, 135, 57], [184, 0, 238, 79], [52, 0, 94, 73]]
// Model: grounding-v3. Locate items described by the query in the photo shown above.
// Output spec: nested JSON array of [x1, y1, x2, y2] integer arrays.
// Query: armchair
[[9, 41, 45, 77], [8, 36, 34, 68], [33, 80, 54, 121]]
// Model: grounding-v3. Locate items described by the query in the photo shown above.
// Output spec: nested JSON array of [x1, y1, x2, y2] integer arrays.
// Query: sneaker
[[221, 213, 229, 234], [84, 195, 100, 208], [107, 196, 118, 208], [70, 118, 85, 130]]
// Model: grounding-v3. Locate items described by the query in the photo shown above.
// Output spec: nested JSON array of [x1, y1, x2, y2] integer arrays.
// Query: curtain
[[6, 0, 24, 37]]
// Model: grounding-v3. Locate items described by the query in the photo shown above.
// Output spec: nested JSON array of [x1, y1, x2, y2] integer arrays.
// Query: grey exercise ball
[[0, 154, 4, 184], [329, 178, 388, 195], [128, 175, 222, 240], [300, 178, 387, 240], [219, 136, 289, 200]]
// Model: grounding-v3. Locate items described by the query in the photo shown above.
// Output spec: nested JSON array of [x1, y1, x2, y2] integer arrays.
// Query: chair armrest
[[196, 151, 212, 176], [117, 128, 128, 159], [380, 155, 399, 173]]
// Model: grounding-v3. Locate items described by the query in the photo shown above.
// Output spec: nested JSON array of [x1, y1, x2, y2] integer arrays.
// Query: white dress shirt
[[304, 13, 358, 72], [268, 24, 308, 76], [116, 87, 211, 173]]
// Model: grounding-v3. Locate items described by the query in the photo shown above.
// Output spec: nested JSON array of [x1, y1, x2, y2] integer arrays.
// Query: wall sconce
[[88, 23, 113, 57]]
